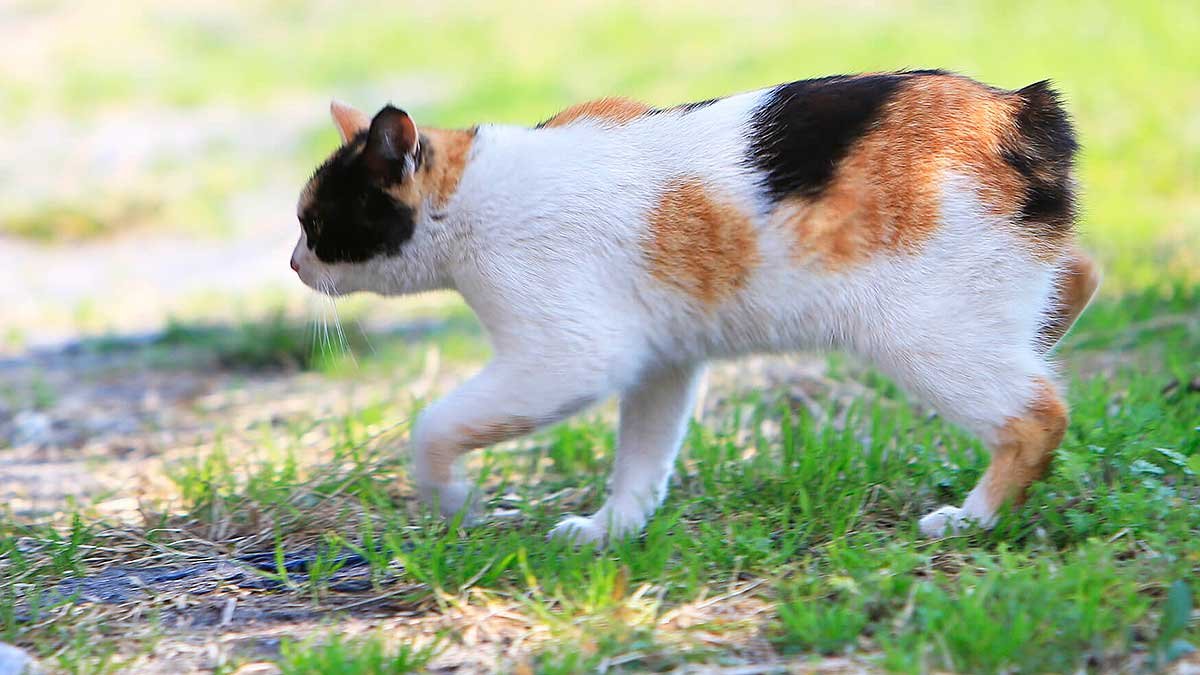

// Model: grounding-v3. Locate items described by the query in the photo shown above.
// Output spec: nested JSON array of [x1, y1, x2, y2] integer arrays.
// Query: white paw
[[919, 505, 992, 537], [548, 515, 611, 547], [418, 481, 481, 524]]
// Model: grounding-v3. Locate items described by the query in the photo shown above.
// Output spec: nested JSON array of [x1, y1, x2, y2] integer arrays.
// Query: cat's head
[[291, 101, 442, 296]]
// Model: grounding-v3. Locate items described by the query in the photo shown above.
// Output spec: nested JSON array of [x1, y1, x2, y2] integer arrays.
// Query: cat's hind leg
[[864, 316, 1068, 536], [549, 362, 703, 546], [918, 375, 1068, 536], [1038, 247, 1101, 351]]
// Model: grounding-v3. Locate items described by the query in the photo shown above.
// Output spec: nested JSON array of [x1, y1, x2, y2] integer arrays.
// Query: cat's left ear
[[363, 105, 420, 185], [330, 100, 370, 143]]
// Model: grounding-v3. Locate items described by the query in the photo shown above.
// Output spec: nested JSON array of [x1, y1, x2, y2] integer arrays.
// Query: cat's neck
[[418, 126, 478, 214], [435, 122, 615, 222]]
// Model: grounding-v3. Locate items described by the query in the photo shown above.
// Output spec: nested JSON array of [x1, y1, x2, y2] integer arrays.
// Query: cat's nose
[[290, 255, 300, 273]]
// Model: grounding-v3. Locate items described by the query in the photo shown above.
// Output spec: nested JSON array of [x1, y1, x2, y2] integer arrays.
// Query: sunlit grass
[[1, 286, 1196, 672]]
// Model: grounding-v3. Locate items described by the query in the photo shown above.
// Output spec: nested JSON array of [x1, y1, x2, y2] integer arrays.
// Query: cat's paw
[[919, 505, 980, 537], [547, 515, 610, 547], [417, 481, 481, 525]]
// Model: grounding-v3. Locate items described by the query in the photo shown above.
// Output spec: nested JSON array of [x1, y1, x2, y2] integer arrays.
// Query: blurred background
[[1, 0, 1197, 353]]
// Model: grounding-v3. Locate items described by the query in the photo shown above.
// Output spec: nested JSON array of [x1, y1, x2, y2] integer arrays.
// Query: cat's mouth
[[294, 264, 344, 297], [297, 267, 347, 297]]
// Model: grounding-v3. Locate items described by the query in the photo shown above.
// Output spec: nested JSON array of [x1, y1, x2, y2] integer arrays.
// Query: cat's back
[[742, 70, 1077, 268], [542, 71, 1076, 357], [515, 70, 1075, 262], [462, 72, 1079, 358]]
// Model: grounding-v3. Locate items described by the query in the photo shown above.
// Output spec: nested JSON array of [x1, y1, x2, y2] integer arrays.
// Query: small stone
[[0, 642, 34, 675], [9, 411, 53, 447]]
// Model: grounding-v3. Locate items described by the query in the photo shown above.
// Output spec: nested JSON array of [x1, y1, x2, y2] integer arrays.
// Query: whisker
[[318, 277, 333, 359], [326, 276, 357, 367], [308, 304, 319, 358], [306, 281, 323, 362], [354, 318, 377, 356]]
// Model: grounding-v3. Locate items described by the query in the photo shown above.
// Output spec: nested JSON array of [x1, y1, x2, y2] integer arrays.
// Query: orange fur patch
[[458, 418, 537, 450], [422, 444, 457, 485], [420, 128, 475, 208], [382, 173, 421, 209], [542, 97, 652, 128], [1039, 247, 1100, 349], [981, 378, 1068, 509], [379, 128, 475, 212], [644, 177, 760, 306], [421, 417, 537, 484], [779, 74, 1062, 269]]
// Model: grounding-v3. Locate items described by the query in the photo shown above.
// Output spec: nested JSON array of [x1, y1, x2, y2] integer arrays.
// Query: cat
[[291, 70, 1099, 545]]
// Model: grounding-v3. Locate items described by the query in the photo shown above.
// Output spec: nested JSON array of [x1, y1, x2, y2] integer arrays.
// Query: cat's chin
[[296, 263, 357, 296], [306, 276, 388, 298], [308, 279, 360, 297]]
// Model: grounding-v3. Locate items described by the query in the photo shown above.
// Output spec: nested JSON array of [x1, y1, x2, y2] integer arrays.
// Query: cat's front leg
[[550, 362, 703, 546], [410, 358, 605, 521]]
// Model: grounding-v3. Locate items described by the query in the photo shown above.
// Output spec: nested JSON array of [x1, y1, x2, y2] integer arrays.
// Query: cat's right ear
[[330, 100, 370, 143]]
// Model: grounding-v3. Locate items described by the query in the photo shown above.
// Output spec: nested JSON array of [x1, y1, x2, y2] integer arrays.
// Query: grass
[[0, 200, 161, 243], [61, 300, 488, 374], [274, 633, 441, 675], [0, 285, 1196, 672]]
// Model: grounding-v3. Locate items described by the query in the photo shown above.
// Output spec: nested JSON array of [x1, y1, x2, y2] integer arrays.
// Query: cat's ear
[[363, 105, 420, 185], [330, 100, 370, 143]]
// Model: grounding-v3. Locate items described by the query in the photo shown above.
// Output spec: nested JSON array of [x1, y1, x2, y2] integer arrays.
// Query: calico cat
[[291, 70, 1099, 545]]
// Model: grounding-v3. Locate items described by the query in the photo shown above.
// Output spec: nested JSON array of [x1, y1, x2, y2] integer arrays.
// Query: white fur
[[292, 90, 1065, 545]]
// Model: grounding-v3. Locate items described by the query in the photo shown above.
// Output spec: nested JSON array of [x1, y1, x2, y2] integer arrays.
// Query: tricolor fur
[[292, 71, 1099, 544]]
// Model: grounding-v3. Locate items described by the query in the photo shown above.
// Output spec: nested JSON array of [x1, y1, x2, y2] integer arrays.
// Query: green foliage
[[158, 313, 344, 371], [0, 200, 159, 242], [880, 545, 1150, 673], [776, 597, 868, 655], [277, 633, 440, 675], [1150, 580, 1197, 669]]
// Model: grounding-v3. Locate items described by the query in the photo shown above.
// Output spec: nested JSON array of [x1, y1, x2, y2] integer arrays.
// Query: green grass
[[1, 285, 1196, 672], [0, 200, 160, 243], [68, 301, 488, 374], [275, 632, 440, 675]]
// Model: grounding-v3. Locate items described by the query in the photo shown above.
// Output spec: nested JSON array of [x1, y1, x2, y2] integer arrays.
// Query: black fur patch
[[746, 73, 917, 201], [648, 97, 720, 116], [300, 133, 416, 264], [1003, 80, 1078, 233], [534, 97, 719, 129]]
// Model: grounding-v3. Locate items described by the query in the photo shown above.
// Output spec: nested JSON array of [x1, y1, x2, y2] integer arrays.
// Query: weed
[[277, 632, 440, 675]]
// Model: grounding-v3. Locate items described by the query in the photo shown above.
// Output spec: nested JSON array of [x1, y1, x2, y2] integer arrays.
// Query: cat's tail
[[1039, 247, 1101, 351]]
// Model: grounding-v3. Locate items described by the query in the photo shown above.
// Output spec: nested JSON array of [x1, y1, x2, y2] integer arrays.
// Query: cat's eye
[[301, 216, 322, 236]]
